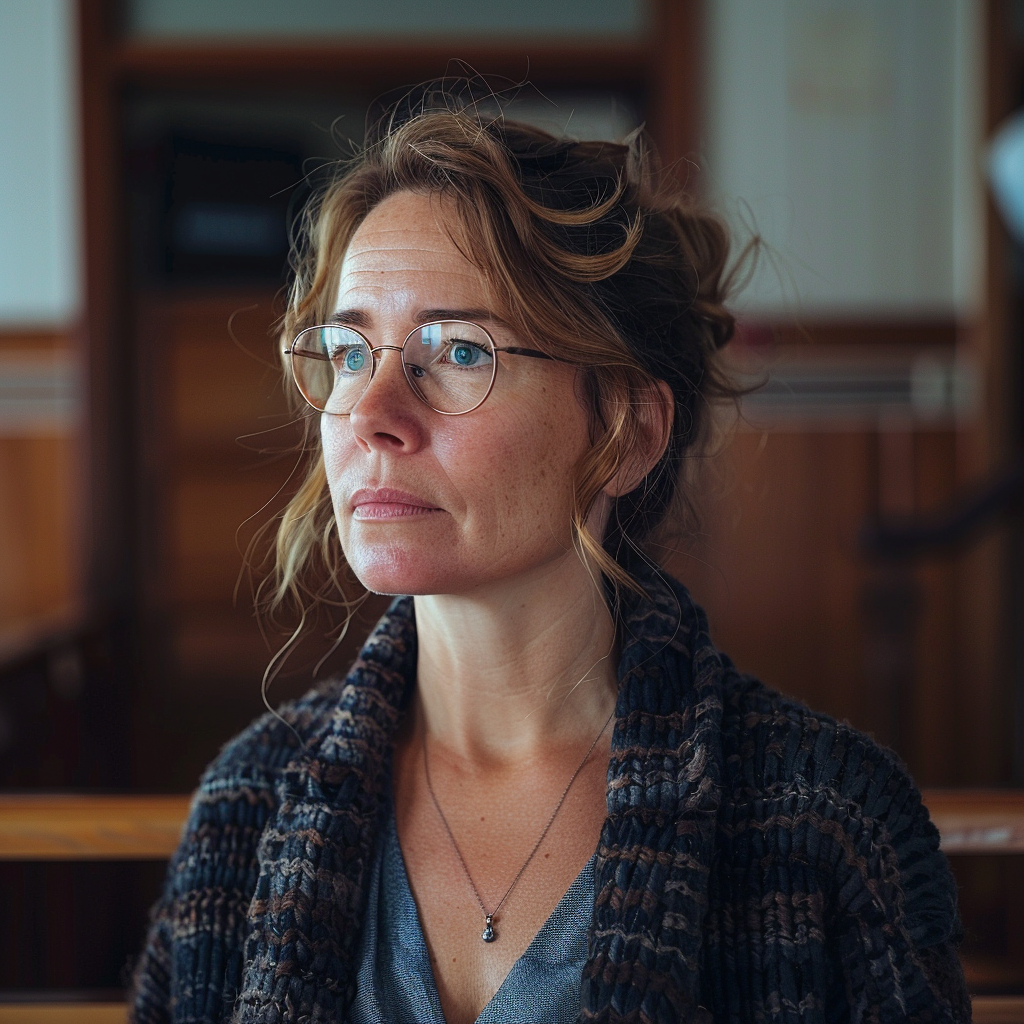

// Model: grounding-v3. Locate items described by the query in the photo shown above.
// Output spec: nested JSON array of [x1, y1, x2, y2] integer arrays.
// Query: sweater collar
[[583, 569, 724, 1022], [237, 568, 724, 1023]]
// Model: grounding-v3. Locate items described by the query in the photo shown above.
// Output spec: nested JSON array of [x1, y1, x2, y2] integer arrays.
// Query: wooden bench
[[1, 790, 1022, 1021], [0, 794, 190, 860]]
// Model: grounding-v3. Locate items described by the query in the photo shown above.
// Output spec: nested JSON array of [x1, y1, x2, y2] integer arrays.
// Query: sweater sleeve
[[128, 720, 296, 1024], [827, 748, 971, 1023], [715, 677, 971, 1023], [130, 907, 173, 1024]]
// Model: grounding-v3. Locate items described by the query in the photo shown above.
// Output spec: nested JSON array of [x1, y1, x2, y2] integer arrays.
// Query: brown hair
[[263, 84, 740, 631]]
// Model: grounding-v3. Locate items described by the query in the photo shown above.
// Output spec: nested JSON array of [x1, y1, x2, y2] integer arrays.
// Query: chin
[[345, 544, 464, 597]]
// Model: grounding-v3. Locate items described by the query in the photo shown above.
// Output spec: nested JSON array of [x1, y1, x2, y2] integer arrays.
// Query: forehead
[[335, 191, 490, 315]]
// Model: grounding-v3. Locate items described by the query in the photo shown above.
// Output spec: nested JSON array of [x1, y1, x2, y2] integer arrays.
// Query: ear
[[602, 379, 674, 498]]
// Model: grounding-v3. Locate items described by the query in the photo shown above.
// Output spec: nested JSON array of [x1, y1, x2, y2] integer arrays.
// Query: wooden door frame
[[983, 0, 1024, 784], [74, 0, 704, 781]]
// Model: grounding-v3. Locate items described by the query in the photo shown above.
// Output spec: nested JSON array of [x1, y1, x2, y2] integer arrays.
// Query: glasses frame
[[284, 319, 554, 416]]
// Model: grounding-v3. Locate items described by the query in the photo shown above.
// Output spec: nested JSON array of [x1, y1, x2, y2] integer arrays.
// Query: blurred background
[[0, 0, 1022, 1008]]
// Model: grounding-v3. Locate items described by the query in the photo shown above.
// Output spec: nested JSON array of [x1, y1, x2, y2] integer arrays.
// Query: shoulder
[[718, 671, 908, 806], [202, 677, 344, 783], [715, 671, 957, 949], [129, 678, 352, 1020], [163, 678, 346, 894]]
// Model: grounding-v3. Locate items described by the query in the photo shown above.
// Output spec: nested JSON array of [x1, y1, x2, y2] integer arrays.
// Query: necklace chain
[[422, 707, 615, 944]]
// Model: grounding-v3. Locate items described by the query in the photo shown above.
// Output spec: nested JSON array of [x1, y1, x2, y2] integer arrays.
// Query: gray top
[[348, 807, 596, 1024]]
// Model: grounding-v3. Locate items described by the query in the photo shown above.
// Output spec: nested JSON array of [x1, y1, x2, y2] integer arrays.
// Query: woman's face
[[321, 190, 604, 597]]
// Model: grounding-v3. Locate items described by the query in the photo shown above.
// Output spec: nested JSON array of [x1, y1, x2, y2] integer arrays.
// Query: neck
[[412, 556, 618, 763]]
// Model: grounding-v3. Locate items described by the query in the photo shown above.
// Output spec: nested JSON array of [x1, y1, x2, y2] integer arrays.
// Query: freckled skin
[[321, 191, 596, 598]]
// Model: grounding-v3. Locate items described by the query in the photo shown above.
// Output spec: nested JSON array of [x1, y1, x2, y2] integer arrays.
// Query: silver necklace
[[422, 708, 614, 944]]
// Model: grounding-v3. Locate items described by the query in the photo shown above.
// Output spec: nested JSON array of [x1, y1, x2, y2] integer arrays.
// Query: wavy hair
[[260, 84, 741, 639]]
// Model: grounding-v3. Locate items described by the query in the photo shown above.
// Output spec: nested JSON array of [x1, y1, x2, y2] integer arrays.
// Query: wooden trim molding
[[112, 38, 649, 92], [0, 329, 75, 353], [0, 343, 80, 437]]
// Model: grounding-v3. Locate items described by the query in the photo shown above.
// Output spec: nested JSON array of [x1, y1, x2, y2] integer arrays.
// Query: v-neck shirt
[[347, 806, 596, 1024]]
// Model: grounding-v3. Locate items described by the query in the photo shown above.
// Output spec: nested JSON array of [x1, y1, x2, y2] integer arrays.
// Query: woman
[[131, 89, 969, 1023]]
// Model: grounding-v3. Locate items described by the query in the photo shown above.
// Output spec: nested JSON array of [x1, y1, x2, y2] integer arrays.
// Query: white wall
[[0, 0, 80, 327], [704, 0, 984, 319]]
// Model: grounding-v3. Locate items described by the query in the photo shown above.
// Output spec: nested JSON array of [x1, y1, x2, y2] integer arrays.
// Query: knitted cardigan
[[130, 571, 970, 1023]]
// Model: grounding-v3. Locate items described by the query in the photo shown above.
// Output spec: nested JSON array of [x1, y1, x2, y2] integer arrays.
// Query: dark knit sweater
[[130, 571, 970, 1023]]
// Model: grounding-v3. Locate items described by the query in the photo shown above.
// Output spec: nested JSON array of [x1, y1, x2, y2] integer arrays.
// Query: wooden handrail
[[0, 789, 1022, 861], [924, 789, 1024, 854], [972, 996, 1024, 1024], [0, 794, 190, 859], [0, 1004, 126, 1023]]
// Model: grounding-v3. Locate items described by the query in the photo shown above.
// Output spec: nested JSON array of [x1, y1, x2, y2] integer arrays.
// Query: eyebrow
[[327, 309, 372, 328], [328, 307, 508, 329]]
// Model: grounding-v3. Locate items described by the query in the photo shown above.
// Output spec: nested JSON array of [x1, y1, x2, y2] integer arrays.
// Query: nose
[[347, 346, 427, 453]]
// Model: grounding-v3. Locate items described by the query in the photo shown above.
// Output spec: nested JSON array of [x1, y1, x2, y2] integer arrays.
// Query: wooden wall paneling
[[672, 429, 879, 738], [126, 291, 284, 786], [165, 294, 293, 455], [911, 430, 962, 783], [0, 330, 79, 630], [0, 437, 77, 625], [170, 471, 292, 606], [673, 320, 977, 786]]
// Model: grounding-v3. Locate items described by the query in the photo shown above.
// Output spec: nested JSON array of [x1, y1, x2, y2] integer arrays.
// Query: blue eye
[[450, 342, 480, 366], [343, 348, 366, 372]]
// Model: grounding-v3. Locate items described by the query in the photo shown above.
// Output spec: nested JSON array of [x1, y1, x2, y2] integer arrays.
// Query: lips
[[350, 487, 443, 520]]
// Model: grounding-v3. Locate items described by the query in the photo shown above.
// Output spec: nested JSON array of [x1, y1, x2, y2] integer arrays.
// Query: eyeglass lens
[[290, 321, 497, 415]]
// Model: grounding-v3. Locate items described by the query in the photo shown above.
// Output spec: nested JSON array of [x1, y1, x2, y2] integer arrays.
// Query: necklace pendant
[[481, 915, 496, 943]]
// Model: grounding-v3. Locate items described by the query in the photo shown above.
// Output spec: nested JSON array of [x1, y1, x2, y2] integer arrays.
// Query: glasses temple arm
[[285, 347, 331, 361], [497, 346, 554, 360]]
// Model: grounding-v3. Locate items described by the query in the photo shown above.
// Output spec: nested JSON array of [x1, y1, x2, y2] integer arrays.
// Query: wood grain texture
[[0, 795, 190, 860], [0, 329, 80, 629], [926, 789, 1024, 855], [971, 996, 1024, 1024], [0, 436, 78, 627], [0, 1006, 126, 1024], [0, 330, 74, 354]]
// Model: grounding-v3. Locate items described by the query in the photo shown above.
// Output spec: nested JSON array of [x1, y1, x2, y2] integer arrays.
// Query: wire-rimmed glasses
[[285, 320, 553, 416]]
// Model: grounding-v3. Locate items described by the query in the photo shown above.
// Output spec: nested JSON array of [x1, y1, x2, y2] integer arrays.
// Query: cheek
[[320, 414, 353, 507], [459, 393, 585, 530]]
